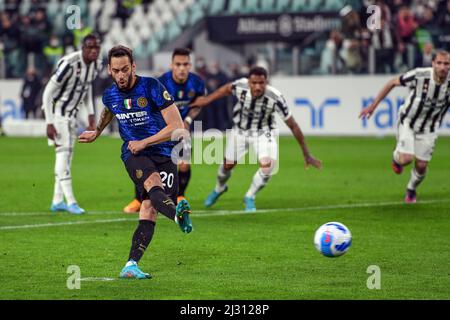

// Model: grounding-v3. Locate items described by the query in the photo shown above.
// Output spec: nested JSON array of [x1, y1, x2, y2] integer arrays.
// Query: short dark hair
[[432, 49, 450, 61], [82, 33, 100, 46], [248, 66, 268, 79], [172, 48, 191, 60], [108, 45, 134, 65]]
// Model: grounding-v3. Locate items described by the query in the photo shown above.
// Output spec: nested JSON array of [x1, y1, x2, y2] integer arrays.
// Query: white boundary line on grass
[[1, 198, 450, 231]]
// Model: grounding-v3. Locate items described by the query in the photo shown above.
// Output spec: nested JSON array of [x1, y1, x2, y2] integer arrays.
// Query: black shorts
[[125, 155, 178, 203]]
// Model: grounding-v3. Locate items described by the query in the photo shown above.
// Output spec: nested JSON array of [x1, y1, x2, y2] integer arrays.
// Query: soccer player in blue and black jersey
[[123, 48, 206, 213], [79, 45, 193, 279]]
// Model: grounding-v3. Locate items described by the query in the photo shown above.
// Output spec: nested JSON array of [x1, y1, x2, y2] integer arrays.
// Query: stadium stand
[[1, 0, 449, 79]]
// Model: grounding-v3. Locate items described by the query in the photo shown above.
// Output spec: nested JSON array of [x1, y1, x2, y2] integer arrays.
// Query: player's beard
[[117, 74, 134, 90]]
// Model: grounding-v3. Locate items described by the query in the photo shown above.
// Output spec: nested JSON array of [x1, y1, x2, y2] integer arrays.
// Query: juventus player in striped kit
[[360, 50, 450, 203], [42, 34, 102, 214], [191, 66, 322, 211]]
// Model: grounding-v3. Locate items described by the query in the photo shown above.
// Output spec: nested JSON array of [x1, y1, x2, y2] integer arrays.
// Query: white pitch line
[[79, 277, 117, 282], [1, 198, 450, 231], [0, 218, 135, 230]]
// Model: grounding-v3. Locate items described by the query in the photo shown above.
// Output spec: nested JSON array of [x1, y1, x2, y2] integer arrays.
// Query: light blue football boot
[[244, 196, 256, 212], [50, 201, 68, 212], [67, 203, 85, 215], [176, 199, 193, 234], [204, 186, 228, 208], [119, 261, 152, 279]]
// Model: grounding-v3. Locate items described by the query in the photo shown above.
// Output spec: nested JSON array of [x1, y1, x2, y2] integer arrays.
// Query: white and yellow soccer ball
[[314, 222, 352, 257]]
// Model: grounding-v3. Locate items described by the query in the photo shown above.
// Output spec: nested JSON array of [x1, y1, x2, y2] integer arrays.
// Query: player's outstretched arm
[[78, 107, 113, 143], [128, 104, 184, 154], [285, 116, 322, 170], [359, 77, 401, 119], [189, 83, 233, 109]]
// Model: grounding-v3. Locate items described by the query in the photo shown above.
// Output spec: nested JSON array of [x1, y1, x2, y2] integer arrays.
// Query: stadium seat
[[188, 2, 205, 26], [208, 0, 225, 15], [227, 0, 245, 15], [177, 9, 189, 27], [46, 0, 61, 20], [274, 0, 291, 13], [146, 37, 161, 56], [246, 0, 260, 14], [260, 0, 276, 13], [166, 20, 182, 42]]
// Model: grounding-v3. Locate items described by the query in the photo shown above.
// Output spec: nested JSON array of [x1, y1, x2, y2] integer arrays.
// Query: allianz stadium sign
[[207, 13, 341, 43]]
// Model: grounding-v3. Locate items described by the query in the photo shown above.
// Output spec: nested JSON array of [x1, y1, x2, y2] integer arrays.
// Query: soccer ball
[[314, 222, 352, 257]]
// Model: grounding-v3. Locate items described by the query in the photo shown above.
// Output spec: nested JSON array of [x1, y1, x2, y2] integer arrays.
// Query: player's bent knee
[[399, 153, 414, 165], [259, 158, 276, 176], [223, 163, 236, 171], [144, 172, 163, 191]]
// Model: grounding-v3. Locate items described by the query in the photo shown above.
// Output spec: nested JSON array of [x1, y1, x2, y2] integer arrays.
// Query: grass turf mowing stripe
[[1, 198, 450, 230]]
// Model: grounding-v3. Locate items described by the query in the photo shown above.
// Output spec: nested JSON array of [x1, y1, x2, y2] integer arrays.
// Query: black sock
[[178, 168, 191, 196], [135, 186, 141, 202], [148, 186, 176, 221], [128, 220, 155, 263]]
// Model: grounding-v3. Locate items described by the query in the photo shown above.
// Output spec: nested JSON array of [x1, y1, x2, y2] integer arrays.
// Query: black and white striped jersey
[[43, 51, 102, 123], [399, 67, 450, 133], [231, 78, 292, 131]]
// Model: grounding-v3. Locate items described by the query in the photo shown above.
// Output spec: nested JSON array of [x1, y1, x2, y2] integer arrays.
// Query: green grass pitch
[[0, 136, 449, 300]]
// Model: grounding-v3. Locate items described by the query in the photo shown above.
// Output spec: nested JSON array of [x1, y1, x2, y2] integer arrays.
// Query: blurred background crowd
[[1, 0, 449, 128]]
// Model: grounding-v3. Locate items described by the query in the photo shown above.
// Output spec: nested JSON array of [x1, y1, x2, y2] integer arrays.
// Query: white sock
[[55, 150, 77, 205], [52, 176, 64, 204], [125, 260, 136, 267], [245, 169, 271, 199], [407, 168, 426, 191], [215, 164, 231, 193]]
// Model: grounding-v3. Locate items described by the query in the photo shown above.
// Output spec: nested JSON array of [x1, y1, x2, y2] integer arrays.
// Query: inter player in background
[[79, 45, 193, 279], [123, 48, 206, 213], [190, 66, 322, 212], [360, 50, 450, 203], [42, 34, 102, 215]]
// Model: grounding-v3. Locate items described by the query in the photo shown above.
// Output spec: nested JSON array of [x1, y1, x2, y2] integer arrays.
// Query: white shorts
[[48, 117, 78, 150], [224, 129, 278, 163], [396, 122, 437, 161]]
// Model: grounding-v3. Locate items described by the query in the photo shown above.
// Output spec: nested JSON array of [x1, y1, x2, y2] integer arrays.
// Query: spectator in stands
[[320, 30, 346, 74], [62, 33, 76, 54], [228, 62, 246, 81], [1, 12, 22, 77], [43, 35, 64, 75], [21, 67, 42, 119], [370, 16, 397, 74], [198, 61, 232, 131], [396, 6, 418, 68], [341, 9, 364, 73], [436, 0, 450, 50], [195, 56, 208, 79], [414, 41, 434, 67]]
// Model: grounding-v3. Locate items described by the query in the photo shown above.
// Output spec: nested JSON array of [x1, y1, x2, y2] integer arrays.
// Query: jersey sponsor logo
[[116, 111, 148, 120], [124, 99, 132, 110], [137, 97, 148, 108], [163, 91, 172, 101]]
